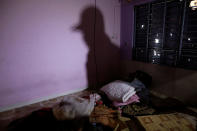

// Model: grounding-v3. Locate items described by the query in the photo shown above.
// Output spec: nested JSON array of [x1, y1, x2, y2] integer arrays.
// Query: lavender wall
[[94, 0, 121, 86], [0, 0, 120, 111]]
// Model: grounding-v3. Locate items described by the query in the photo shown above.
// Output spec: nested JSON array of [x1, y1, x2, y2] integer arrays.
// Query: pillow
[[100, 80, 135, 102]]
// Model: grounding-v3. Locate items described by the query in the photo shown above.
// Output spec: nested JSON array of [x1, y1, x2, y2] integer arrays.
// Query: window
[[133, 0, 197, 70]]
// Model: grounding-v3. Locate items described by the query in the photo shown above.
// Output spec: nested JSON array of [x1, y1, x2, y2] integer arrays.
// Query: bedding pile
[[7, 71, 197, 131], [100, 71, 154, 116], [100, 80, 139, 105]]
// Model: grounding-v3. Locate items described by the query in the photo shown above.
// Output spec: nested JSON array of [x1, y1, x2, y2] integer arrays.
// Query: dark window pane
[[134, 48, 147, 62], [133, 0, 197, 70]]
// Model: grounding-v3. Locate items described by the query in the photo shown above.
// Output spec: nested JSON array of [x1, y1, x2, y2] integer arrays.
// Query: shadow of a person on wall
[[73, 6, 120, 90]]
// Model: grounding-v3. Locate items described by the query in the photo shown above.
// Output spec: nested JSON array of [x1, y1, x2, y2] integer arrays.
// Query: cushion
[[100, 80, 135, 102]]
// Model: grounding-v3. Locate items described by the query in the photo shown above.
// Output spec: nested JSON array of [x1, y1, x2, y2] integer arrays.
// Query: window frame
[[133, 0, 197, 70]]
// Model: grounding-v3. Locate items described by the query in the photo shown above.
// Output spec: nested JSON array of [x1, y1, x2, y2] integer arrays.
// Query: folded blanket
[[113, 94, 140, 107]]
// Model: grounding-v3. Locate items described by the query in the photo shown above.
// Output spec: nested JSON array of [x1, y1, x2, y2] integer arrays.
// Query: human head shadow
[[73, 6, 120, 90]]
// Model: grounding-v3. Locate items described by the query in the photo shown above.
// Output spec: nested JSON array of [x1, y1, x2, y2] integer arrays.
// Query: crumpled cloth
[[130, 78, 150, 104], [53, 95, 95, 120], [130, 78, 146, 92]]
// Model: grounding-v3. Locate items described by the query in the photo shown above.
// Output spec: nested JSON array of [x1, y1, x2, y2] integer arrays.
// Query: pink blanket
[[113, 94, 140, 107]]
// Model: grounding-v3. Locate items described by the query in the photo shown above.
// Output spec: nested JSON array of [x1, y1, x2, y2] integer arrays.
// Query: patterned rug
[[136, 113, 196, 131]]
